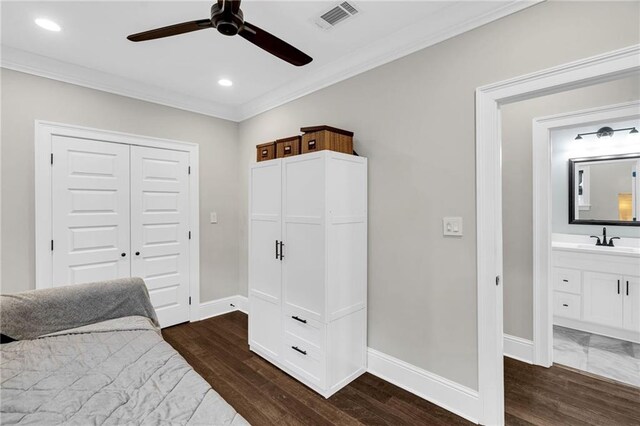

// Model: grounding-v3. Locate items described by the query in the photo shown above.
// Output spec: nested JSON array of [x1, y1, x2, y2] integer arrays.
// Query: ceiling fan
[[127, 0, 312, 67]]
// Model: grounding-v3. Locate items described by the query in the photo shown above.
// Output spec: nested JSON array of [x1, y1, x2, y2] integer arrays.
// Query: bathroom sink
[[575, 244, 639, 254]]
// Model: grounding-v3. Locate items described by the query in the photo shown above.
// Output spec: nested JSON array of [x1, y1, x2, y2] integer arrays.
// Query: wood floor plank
[[164, 312, 640, 426]]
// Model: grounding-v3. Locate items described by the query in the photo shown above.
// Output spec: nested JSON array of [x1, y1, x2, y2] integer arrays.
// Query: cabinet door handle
[[275, 240, 279, 259], [291, 346, 307, 355], [292, 315, 307, 324], [618, 280, 620, 295], [627, 281, 630, 296], [280, 241, 285, 260]]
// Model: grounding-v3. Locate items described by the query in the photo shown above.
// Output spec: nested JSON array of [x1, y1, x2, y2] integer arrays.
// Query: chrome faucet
[[590, 227, 620, 247]]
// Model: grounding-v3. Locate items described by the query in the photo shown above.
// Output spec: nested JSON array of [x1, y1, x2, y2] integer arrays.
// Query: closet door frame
[[34, 120, 201, 322]]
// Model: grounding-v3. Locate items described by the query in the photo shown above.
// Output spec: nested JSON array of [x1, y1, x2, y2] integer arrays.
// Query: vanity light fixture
[[35, 18, 61, 32], [575, 126, 639, 140]]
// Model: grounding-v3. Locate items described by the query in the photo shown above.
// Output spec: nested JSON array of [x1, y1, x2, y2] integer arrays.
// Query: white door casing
[[131, 146, 190, 328], [52, 136, 131, 286], [36, 121, 200, 324]]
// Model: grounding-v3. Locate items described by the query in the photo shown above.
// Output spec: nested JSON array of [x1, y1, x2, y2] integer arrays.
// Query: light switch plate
[[443, 217, 463, 237], [210, 212, 218, 224]]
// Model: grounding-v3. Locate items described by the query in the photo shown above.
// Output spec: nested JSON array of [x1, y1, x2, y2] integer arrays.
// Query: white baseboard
[[199, 295, 248, 320], [503, 334, 534, 364], [367, 348, 480, 424]]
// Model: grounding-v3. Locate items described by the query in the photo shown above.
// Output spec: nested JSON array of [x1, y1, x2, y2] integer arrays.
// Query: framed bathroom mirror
[[569, 153, 640, 226]]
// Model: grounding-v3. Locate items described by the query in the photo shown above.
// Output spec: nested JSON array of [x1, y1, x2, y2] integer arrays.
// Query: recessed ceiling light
[[35, 18, 61, 32], [218, 79, 233, 87]]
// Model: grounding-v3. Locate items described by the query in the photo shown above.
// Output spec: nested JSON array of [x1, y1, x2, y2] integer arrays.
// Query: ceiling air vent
[[315, 2, 360, 30]]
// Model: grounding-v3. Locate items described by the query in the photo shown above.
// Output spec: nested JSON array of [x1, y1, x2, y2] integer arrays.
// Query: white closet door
[[131, 146, 190, 328], [52, 136, 131, 287], [249, 160, 283, 359]]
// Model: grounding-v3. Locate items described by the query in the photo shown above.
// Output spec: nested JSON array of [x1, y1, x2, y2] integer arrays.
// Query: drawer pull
[[291, 346, 307, 355], [292, 315, 307, 324], [261, 149, 268, 157], [284, 146, 292, 154], [562, 279, 568, 282], [308, 139, 317, 150], [562, 304, 569, 307]]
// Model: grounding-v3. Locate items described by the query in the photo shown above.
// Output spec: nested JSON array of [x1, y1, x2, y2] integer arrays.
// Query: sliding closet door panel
[[282, 155, 326, 322], [249, 160, 282, 358], [52, 136, 131, 286], [131, 146, 190, 328]]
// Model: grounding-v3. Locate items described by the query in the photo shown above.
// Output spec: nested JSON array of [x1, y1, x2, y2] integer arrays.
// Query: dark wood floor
[[163, 312, 640, 425]]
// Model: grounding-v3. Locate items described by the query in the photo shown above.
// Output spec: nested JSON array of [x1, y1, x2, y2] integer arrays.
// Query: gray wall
[[237, 1, 640, 389], [501, 83, 640, 341], [551, 118, 640, 237], [0, 69, 240, 303]]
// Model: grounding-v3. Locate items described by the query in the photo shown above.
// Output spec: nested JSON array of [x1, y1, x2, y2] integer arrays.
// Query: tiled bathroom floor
[[553, 325, 640, 387]]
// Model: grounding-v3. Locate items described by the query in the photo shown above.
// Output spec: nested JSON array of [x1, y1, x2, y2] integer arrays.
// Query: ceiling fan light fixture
[[35, 18, 61, 32], [630, 127, 639, 134], [574, 134, 583, 140], [218, 79, 233, 87]]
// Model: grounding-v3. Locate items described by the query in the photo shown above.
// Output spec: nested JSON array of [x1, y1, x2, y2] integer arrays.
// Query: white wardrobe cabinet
[[249, 151, 367, 398]]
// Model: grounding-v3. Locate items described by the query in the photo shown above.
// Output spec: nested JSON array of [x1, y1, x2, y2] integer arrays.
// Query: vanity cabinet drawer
[[554, 268, 581, 294], [283, 334, 325, 387], [554, 292, 581, 319]]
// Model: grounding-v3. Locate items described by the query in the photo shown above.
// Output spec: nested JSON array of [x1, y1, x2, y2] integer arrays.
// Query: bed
[[0, 278, 248, 425]]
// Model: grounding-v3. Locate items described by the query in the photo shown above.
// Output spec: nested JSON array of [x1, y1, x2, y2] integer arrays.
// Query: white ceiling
[[1, 1, 537, 121]]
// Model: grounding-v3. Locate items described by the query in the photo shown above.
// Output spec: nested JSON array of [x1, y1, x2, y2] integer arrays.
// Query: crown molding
[[235, 1, 541, 121], [1, 45, 241, 121], [1, 1, 539, 123]]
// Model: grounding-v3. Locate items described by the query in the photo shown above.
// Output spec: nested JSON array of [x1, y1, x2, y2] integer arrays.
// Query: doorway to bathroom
[[527, 102, 640, 387]]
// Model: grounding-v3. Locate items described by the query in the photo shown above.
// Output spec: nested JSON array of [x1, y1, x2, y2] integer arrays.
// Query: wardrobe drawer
[[554, 292, 581, 319], [284, 311, 325, 350], [283, 334, 325, 387], [554, 268, 581, 294]]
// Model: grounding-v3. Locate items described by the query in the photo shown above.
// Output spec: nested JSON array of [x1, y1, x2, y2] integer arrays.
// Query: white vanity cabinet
[[553, 246, 640, 343], [248, 151, 368, 398]]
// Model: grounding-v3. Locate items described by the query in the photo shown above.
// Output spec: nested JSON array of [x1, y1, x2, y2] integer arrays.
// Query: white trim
[[367, 348, 480, 424], [34, 120, 201, 322], [476, 44, 640, 425], [2, 2, 537, 123], [531, 101, 640, 368], [200, 295, 248, 320], [2, 46, 237, 121], [503, 334, 534, 364]]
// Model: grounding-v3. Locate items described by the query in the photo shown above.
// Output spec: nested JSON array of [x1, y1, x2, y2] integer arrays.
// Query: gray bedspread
[[0, 315, 248, 425]]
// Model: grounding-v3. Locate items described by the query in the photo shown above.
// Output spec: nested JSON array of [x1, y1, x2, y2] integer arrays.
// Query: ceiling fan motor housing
[[211, 3, 244, 36]]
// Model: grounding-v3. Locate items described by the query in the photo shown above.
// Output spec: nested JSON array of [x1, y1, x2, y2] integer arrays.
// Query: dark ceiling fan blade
[[239, 21, 312, 66], [127, 19, 212, 42]]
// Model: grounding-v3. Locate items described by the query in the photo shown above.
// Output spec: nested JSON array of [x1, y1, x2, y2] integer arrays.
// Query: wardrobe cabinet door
[[249, 160, 282, 357], [52, 136, 131, 287], [282, 155, 326, 322], [623, 276, 640, 332], [130, 146, 190, 328], [583, 272, 623, 328]]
